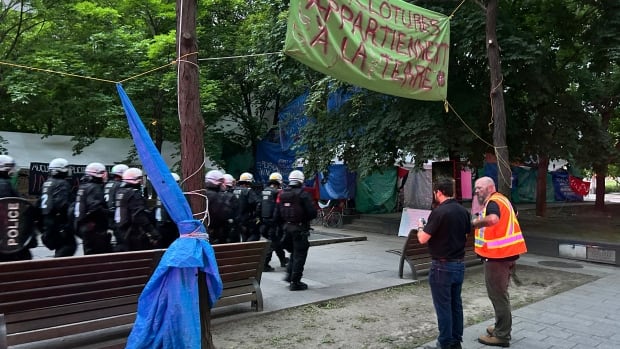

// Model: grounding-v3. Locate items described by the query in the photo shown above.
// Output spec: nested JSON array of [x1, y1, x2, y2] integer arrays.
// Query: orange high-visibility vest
[[474, 192, 527, 258]]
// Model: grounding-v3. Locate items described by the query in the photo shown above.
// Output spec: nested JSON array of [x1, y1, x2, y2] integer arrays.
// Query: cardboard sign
[[398, 207, 431, 237]]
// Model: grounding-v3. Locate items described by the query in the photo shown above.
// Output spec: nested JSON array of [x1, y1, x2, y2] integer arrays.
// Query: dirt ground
[[211, 265, 597, 349], [211, 203, 616, 349]]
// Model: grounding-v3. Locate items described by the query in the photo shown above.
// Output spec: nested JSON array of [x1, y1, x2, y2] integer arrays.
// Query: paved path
[[209, 227, 620, 349], [30, 226, 620, 348]]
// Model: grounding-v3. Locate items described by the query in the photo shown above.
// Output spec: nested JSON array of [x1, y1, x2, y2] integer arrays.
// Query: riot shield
[[0, 197, 37, 255]]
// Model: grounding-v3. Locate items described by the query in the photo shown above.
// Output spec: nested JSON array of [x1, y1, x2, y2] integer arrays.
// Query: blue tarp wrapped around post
[[116, 84, 223, 349]]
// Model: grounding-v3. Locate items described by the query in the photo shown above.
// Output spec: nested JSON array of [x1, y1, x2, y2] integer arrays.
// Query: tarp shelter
[[318, 164, 356, 200], [482, 163, 586, 203], [355, 168, 397, 213]]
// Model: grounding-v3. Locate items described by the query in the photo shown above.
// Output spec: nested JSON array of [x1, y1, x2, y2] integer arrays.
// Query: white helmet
[[49, 158, 70, 176], [205, 169, 225, 186], [122, 167, 143, 184], [223, 174, 235, 187], [288, 170, 305, 185], [239, 172, 254, 183], [0, 155, 15, 174], [171, 172, 181, 183], [85, 162, 107, 178], [111, 164, 129, 177], [269, 172, 283, 184]]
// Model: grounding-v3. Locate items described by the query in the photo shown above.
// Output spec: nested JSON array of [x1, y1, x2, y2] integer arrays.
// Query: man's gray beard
[[477, 196, 485, 205]]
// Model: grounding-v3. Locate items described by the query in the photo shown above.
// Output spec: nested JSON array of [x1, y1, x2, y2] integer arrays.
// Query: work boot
[[289, 281, 308, 291], [280, 257, 289, 268], [487, 325, 495, 335], [478, 334, 510, 347], [283, 273, 291, 283], [264, 265, 275, 272]]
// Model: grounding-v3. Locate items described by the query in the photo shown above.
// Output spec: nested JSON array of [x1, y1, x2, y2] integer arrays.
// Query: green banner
[[284, 0, 450, 101]]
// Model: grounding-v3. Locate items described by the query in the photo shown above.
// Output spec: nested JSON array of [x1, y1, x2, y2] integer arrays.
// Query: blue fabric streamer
[[116, 83, 223, 348]]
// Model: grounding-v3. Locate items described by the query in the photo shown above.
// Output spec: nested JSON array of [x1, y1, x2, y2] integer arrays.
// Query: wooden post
[[485, 0, 512, 197], [176, 0, 213, 348]]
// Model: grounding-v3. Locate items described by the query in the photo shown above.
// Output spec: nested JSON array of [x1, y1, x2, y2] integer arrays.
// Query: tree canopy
[[0, 0, 618, 206]]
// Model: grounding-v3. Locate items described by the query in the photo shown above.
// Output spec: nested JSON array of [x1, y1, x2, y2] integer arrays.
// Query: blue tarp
[[318, 164, 356, 200], [255, 139, 297, 184], [117, 84, 223, 349]]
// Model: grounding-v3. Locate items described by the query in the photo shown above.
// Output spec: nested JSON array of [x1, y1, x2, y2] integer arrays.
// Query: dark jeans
[[484, 259, 515, 341], [284, 226, 310, 283], [429, 260, 465, 348]]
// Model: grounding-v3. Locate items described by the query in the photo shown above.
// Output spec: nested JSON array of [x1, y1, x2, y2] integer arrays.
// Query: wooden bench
[[398, 232, 481, 281], [0, 240, 270, 348], [212, 240, 270, 312], [0, 249, 164, 349]]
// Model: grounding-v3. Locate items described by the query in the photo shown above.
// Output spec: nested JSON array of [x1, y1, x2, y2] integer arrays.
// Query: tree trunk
[[485, 0, 511, 197], [535, 155, 548, 217], [176, 1, 213, 348], [593, 165, 607, 211]]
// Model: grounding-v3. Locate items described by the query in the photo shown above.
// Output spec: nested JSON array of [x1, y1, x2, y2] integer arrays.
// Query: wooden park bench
[[0, 249, 164, 349], [0, 240, 269, 349], [398, 232, 481, 281], [212, 240, 269, 312]]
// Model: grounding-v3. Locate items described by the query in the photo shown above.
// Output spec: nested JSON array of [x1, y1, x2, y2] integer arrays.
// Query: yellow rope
[[445, 100, 494, 148], [449, 0, 468, 19], [0, 60, 117, 83]]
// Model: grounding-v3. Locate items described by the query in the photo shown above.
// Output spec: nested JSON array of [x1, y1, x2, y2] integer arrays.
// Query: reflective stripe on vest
[[474, 193, 526, 254]]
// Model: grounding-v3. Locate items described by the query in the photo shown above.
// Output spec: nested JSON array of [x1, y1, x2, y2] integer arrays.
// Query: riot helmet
[[269, 172, 283, 185], [110, 164, 129, 178], [122, 168, 143, 185], [239, 172, 254, 183], [288, 170, 305, 186], [0, 155, 16, 175], [85, 162, 107, 179], [205, 169, 225, 189], [223, 174, 235, 188], [48, 158, 70, 176]]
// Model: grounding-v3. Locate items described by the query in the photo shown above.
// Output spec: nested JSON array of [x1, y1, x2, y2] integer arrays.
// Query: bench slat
[[398, 233, 482, 280], [1, 241, 270, 348]]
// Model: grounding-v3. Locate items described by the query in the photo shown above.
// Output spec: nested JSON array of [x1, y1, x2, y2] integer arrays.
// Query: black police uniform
[[154, 198, 179, 248], [104, 178, 125, 248], [260, 184, 287, 270], [276, 185, 317, 290], [74, 175, 111, 255], [115, 184, 157, 251], [233, 185, 260, 242], [40, 176, 77, 257]]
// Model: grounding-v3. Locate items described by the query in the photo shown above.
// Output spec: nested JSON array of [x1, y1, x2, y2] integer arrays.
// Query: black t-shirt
[[424, 198, 471, 260], [486, 200, 500, 218]]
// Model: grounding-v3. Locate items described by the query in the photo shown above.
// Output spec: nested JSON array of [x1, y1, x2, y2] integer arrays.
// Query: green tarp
[[355, 168, 397, 213], [284, 0, 450, 101]]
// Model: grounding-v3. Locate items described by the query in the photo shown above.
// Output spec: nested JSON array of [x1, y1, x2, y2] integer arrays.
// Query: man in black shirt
[[417, 178, 472, 349]]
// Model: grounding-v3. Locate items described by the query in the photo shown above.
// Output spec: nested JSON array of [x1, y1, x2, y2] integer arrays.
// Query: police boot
[[289, 281, 308, 291]]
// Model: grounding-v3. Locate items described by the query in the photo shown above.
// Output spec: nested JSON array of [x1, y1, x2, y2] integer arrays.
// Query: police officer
[[234, 172, 260, 242], [104, 164, 128, 249], [39, 158, 77, 257], [0, 155, 36, 262], [114, 168, 157, 251], [261, 172, 288, 272], [154, 172, 180, 248], [221, 173, 240, 243], [74, 162, 111, 255], [276, 170, 317, 291], [203, 170, 225, 243]]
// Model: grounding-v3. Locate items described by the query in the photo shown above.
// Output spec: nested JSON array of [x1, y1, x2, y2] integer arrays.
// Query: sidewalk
[[211, 227, 620, 349]]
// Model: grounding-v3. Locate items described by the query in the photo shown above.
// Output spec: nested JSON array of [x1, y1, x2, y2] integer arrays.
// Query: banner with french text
[[284, 0, 450, 101]]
